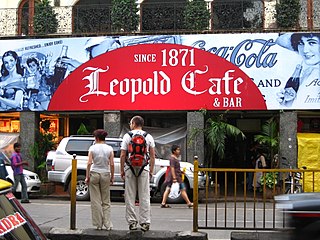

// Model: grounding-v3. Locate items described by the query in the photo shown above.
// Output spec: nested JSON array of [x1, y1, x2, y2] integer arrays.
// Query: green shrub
[[111, 0, 139, 32], [276, 0, 300, 28], [33, 0, 58, 34]]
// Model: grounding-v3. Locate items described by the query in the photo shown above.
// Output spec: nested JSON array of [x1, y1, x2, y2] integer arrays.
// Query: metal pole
[[70, 154, 77, 230], [193, 156, 199, 232]]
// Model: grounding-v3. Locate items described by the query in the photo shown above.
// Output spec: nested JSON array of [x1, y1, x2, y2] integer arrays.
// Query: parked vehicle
[[46, 135, 206, 202], [0, 179, 47, 239], [275, 193, 320, 240], [0, 151, 41, 194]]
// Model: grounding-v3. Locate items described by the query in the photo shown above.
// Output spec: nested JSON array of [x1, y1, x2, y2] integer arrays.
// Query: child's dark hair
[[27, 57, 40, 67], [93, 129, 108, 141], [171, 144, 180, 153]]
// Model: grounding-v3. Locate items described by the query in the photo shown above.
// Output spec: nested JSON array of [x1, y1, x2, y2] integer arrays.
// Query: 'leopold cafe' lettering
[[192, 39, 278, 68], [79, 65, 244, 103]]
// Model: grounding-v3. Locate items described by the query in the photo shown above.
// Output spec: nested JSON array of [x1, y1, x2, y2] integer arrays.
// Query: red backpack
[[126, 131, 149, 176]]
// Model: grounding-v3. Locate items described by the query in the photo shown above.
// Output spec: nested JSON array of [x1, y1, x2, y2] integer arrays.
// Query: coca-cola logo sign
[[48, 43, 266, 111]]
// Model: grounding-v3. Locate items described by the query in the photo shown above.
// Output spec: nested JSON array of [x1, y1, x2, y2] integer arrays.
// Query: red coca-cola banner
[[48, 43, 266, 111]]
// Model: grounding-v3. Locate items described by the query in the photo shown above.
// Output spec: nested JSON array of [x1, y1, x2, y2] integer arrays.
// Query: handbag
[[169, 182, 180, 198]]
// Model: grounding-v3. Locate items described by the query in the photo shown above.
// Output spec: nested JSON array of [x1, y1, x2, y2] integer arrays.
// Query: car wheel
[[68, 175, 90, 201], [160, 181, 187, 204]]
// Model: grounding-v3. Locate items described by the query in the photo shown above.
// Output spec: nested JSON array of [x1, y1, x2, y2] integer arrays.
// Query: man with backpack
[[120, 115, 155, 232]]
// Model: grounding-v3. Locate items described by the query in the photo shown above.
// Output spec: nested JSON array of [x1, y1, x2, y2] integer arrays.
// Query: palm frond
[[205, 116, 245, 160]]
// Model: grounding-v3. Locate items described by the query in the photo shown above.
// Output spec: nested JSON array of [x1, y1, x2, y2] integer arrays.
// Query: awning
[[0, 133, 19, 150]]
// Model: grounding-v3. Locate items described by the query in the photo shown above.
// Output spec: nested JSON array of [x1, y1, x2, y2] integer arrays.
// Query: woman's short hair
[[93, 129, 108, 141], [291, 33, 320, 51]]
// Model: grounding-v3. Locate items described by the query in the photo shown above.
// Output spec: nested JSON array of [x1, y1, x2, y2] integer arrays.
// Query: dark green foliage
[[77, 123, 90, 135], [30, 120, 56, 180], [276, 0, 301, 28], [33, 0, 58, 34], [111, 0, 139, 32], [254, 117, 279, 163], [189, 110, 245, 165], [184, 0, 210, 31]]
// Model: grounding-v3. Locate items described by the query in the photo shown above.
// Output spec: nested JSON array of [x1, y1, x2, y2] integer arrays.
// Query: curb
[[230, 231, 291, 240], [41, 227, 208, 240]]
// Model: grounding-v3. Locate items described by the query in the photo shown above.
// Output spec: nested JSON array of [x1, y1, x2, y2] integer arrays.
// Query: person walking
[[160, 145, 193, 208], [85, 129, 114, 230], [120, 115, 155, 232], [11, 142, 29, 203]]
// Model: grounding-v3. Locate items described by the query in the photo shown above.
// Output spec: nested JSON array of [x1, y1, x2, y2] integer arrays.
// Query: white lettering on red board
[[79, 66, 243, 103], [80, 67, 171, 103], [0, 212, 27, 236]]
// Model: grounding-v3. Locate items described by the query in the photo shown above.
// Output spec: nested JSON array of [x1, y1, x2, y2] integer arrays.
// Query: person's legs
[[247, 172, 253, 191], [20, 174, 29, 202], [161, 184, 171, 207], [125, 169, 138, 229], [89, 172, 103, 229], [138, 170, 150, 231], [100, 172, 112, 230], [180, 183, 192, 207], [12, 174, 20, 195]]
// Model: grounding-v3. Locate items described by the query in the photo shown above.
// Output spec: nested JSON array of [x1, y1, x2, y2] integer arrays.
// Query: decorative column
[[20, 112, 40, 171], [187, 112, 204, 164], [103, 111, 122, 138], [279, 111, 298, 168], [263, 0, 277, 29]]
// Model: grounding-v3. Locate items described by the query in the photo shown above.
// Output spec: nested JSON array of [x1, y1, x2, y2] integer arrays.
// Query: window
[[65, 139, 94, 156]]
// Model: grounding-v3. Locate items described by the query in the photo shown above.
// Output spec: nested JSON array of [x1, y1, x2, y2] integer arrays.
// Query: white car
[[46, 135, 206, 202], [0, 152, 41, 194]]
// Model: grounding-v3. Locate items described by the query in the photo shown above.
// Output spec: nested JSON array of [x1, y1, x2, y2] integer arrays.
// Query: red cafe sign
[[48, 44, 266, 111]]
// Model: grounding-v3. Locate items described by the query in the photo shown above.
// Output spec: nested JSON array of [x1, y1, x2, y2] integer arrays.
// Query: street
[[22, 197, 281, 240]]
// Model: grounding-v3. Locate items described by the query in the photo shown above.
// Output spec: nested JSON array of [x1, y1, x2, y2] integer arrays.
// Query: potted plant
[[260, 172, 278, 198]]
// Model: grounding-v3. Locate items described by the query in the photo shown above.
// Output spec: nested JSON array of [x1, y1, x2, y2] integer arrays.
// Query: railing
[[192, 159, 320, 231], [0, 1, 319, 37]]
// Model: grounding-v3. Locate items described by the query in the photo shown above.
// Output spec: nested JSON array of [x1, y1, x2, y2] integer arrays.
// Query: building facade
[[0, 0, 319, 172]]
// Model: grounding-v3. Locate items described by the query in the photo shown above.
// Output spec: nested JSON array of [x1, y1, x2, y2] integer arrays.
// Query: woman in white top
[[85, 129, 114, 230]]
